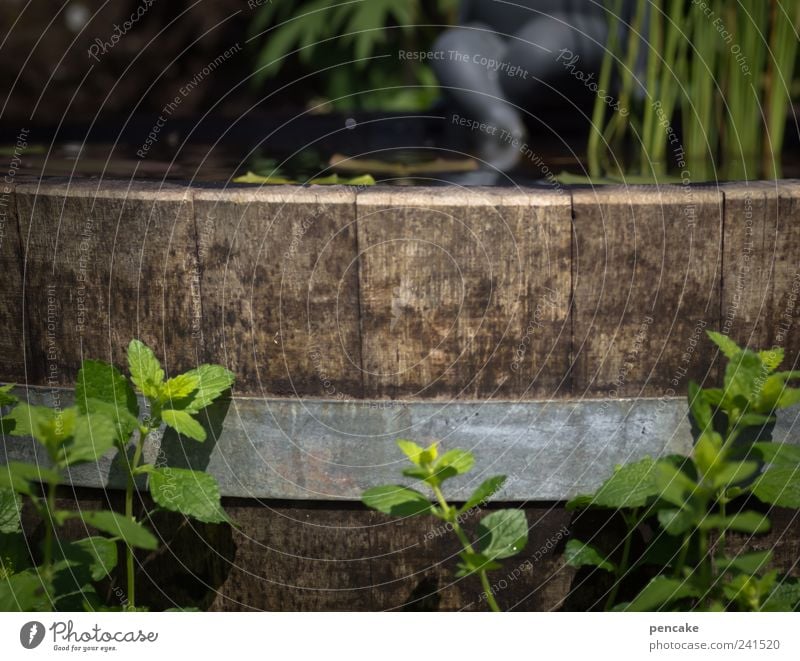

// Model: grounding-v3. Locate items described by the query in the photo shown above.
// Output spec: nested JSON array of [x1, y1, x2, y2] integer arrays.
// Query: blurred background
[[1, 0, 799, 183]]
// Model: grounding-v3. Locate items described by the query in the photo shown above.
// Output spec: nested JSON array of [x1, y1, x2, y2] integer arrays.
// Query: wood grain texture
[[722, 181, 800, 370], [15, 179, 199, 385], [0, 181, 29, 382], [32, 489, 800, 611], [193, 187, 362, 397], [356, 187, 572, 399], [207, 501, 574, 612], [571, 185, 723, 396]]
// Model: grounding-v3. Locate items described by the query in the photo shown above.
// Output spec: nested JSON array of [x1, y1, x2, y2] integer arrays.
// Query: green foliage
[[569, 332, 800, 611], [564, 540, 616, 573], [587, 0, 800, 180], [0, 388, 124, 611], [0, 489, 21, 534], [568, 457, 661, 510], [54, 537, 118, 582], [77, 511, 158, 551], [0, 338, 235, 611], [249, 0, 457, 111], [362, 440, 526, 611], [476, 510, 529, 560], [149, 468, 229, 524], [361, 485, 434, 517], [161, 409, 206, 442]]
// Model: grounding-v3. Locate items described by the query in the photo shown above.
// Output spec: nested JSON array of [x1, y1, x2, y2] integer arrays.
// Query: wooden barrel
[[2, 177, 800, 610]]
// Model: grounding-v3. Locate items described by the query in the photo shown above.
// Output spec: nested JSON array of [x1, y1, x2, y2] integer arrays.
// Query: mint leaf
[[6, 403, 116, 467], [127, 339, 165, 399], [55, 537, 118, 581], [762, 580, 800, 611], [476, 509, 528, 560], [59, 409, 118, 466], [162, 373, 200, 401], [397, 439, 425, 465], [564, 539, 615, 572], [76, 360, 139, 443], [162, 409, 206, 442], [0, 569, 50, 611], [0, 488, 21, 534], [7, 404, 76, 449], [700, 512, 771, 534], [149, 467, 228, 524], [433, 449, 475, 481], [753, 442, 800, 467], [624, 576, 701, 611], [707, 331, 742, 359], [657, 508, 695, 535], [717, 550, 773, 575], [656, 459, 699, 508], [455, 551, 502, 577], [0, 384, 17, 407], [688, 381, 713, 431], [78, 510, 158, 550], [711, 461, 759, 490], [181, 365, 234, 413], [0, 462, 61, 494], [362, 485, 433, 516], [724, 350, 765, 403], [79, 398, 139, 447], [461, 475, 506, 513], [752, 467, 800, 508], [76, 360, 138, 419], [759, 349, 784, 373], [586, 457, 661, 509], [755, 371, 800, 413]]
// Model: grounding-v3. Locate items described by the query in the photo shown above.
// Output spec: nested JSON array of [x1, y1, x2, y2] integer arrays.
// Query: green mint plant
[[83, 339, 234, 609], [0, 340, 234, 611], [0, 384, 156, 611], [362, 440, 528, 612], [566, 331, 800, 611]]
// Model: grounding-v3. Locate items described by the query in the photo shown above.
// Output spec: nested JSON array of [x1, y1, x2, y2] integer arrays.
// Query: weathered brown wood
[[193, 187, 362, 397], [0, 181, 29, 382], [356, 188, 572, 399], [571, 185, 723, 396], [722, 181, 800, 368], [206, 500, 574, 611], [15, 180, 199, 385], [36, 488, 800, 611]]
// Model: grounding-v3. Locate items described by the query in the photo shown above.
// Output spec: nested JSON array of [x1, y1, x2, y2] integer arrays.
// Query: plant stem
[[42, 480, 58, 582], [641, 0, 663, 175], [588, 0, 623, 177], [431, 484, 501, 612], [603, 0, 646, 176], [124, 427, 149, 609], [605, 510, 637, 610], [763, 0, 800, 178], [698, 527, 711, 592], [674, 532, 691, 578], [650, 0, 686, 170]]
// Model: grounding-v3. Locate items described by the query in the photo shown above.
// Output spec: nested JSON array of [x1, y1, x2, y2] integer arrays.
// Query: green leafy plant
[[587, 0, 800, 181], [0, 384, 154, 611], [362, 440, 528, 611], [0, 340, 234, 611], [566, 331, 800, 611], [249, 0, 457, 111]]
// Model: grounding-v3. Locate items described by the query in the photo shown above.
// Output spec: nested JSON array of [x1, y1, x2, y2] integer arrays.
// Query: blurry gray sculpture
[[432, 0, 635, 170]]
